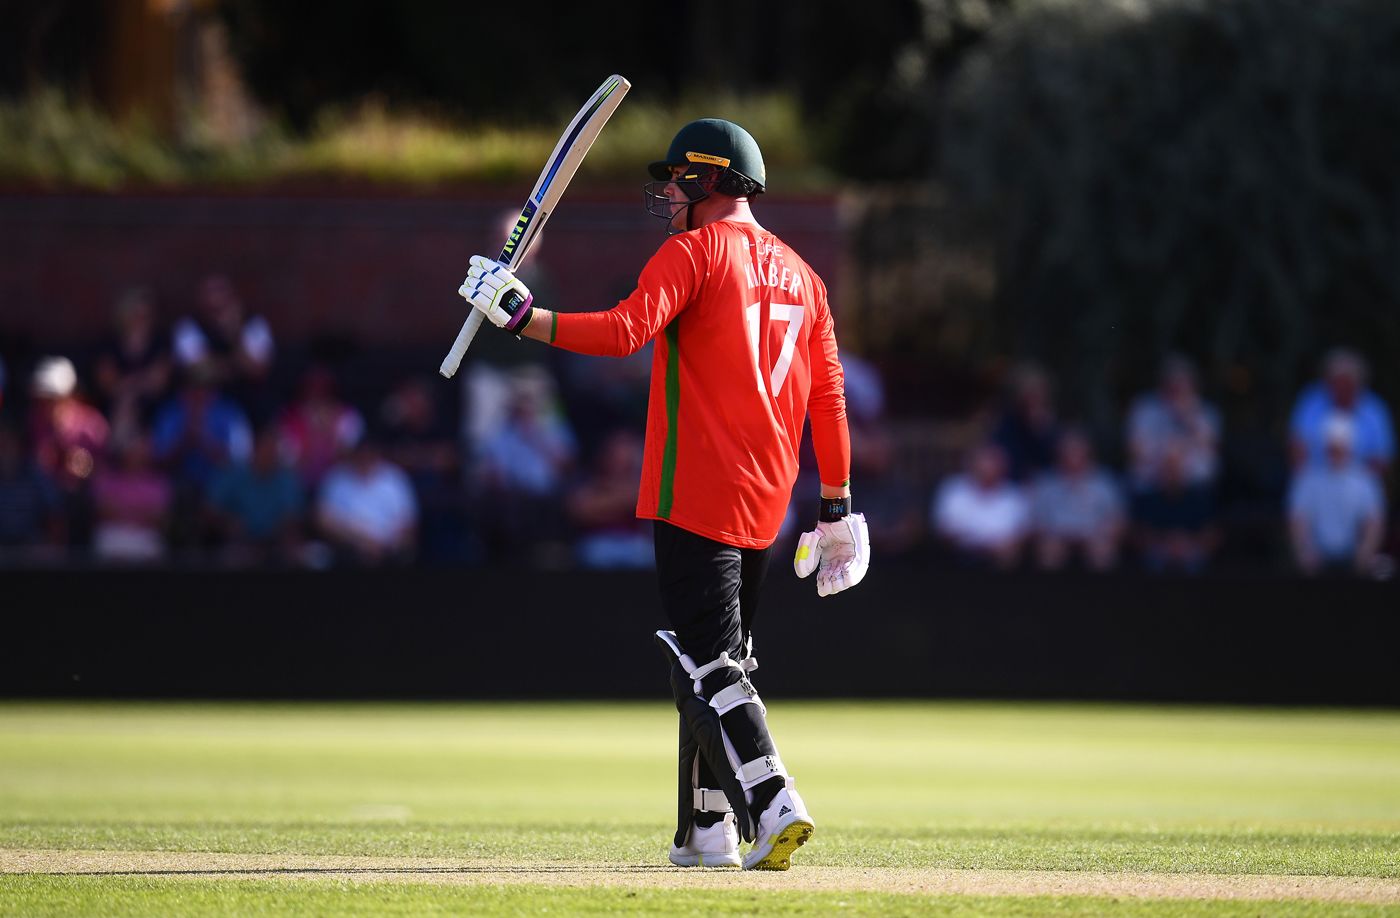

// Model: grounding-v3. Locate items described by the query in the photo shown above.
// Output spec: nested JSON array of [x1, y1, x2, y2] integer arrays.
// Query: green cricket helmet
[[648, 118, 766, 191], [644, 118, 766, 231]]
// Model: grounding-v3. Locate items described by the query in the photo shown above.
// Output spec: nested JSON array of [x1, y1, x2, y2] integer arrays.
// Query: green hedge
[[0, 90, 831, 192]]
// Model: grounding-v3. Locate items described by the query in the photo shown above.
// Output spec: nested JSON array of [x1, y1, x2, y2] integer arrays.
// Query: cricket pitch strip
[[4, 849, 1398, 904]]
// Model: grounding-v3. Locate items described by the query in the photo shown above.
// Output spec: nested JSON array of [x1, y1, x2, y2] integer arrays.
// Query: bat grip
[[439, 310, 486, 379]]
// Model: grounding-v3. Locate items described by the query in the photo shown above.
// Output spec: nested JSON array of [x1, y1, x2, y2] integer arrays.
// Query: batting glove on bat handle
[[794, 510, 871, 597], [459, 255, 535, 335]]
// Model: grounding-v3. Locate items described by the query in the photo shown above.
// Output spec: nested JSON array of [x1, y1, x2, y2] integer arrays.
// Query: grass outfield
[[1, 701, 1398, 916]]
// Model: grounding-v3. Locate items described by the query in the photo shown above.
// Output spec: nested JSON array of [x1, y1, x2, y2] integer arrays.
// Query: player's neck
[[695, 196, 760, 230]]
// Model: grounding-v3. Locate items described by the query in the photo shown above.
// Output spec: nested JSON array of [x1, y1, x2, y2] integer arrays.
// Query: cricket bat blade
[[439, 74, 631, 378]]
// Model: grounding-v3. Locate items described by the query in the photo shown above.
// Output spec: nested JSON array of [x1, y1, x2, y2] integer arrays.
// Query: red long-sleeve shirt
[[550, 220, 849, 549]]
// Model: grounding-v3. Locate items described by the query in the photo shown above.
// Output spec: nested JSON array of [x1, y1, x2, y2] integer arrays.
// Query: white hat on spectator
[[31, 356, 77, 398], [1322, 413, 1355, 448]]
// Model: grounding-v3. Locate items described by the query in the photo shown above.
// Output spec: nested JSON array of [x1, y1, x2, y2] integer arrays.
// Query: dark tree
[[936, 0, 1400, 434]]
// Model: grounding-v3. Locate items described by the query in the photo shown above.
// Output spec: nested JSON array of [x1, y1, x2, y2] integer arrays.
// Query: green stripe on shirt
[[657, 322, 680, 519]]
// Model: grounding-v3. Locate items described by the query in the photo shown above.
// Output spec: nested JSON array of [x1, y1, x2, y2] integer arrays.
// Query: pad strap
[[693, 788, 732, 813], [737, 753, 786, 788], [710, 681, 764, 716], [658, 630, 757, 678], [690, 652, 743, 682]]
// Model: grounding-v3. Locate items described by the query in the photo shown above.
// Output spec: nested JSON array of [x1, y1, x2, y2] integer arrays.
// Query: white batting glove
[[794, 512, 870, 597], [458, 255, 534, 334]]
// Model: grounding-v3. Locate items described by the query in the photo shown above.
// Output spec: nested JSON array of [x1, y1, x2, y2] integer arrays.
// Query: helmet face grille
[[643, 179, 699, 235]]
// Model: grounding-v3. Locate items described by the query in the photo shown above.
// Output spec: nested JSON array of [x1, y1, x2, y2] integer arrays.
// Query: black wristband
[[818, 495, 852, 522], [504, 292, 535, 339]]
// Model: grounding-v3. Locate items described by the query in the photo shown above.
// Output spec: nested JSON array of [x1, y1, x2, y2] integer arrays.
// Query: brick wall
[[0, 191, 845, 347]]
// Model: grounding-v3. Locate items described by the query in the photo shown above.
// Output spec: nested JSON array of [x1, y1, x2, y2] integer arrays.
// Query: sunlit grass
[[4, 702, 1398, 916]]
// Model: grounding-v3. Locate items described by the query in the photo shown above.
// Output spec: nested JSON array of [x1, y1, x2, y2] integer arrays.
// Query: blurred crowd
[[0, 276, 1393, 578], [929, 354, 1392, 579]]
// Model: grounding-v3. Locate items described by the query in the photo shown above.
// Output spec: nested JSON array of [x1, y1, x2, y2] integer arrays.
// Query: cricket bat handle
[[439, 310, 485, 379]]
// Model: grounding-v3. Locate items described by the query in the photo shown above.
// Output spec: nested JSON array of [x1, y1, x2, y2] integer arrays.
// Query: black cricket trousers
[[652, 520, 774, 664]]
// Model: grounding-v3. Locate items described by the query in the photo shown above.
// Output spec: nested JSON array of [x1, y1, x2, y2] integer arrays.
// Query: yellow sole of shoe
[[747, 820, 814, 871]]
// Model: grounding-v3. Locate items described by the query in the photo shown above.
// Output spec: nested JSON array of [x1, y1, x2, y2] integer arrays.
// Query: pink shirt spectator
[[276, 367, 365, 487], [92, 438, 172, 562], [28, 357, 109, 491]]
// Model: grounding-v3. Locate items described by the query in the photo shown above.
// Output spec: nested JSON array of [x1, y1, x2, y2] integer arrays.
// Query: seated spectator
[[1132, 439, 1218, 574], [151, 369, 252, 491], [380, 376, 458, 488], [477, 365, 577, 497], [475, 366, 577, 565], [1288, 415, 1386, 577], [558, 344, 652, 459], [28, 356, 109, 493], [91, 433, 172, 564], [992, 363, 1060, 482], [316, 439, 417, 566], [381, 376, 466, 561], [207, 426, 305, 566], [840, 352, 886, 426], [276, 365, 365, 489], [1289, 348, 1395, 476], [173, 274, 275, 422], [849, 423, 925, 557], [92, 286, 172, 440], [932, 443, 1028, 569], [1127, 355, 1221, 493], [0, 423, 64, 557], [1031, 430, 1125, 571], [566, 429, 652, 569]]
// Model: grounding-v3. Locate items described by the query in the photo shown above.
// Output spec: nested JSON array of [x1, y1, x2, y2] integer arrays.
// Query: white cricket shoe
[[742, 778, 814, 870], [668, 813, 741, 868]]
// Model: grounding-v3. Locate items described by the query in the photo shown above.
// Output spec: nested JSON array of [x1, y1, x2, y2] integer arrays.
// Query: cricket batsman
[[458, 118, 870, 870]]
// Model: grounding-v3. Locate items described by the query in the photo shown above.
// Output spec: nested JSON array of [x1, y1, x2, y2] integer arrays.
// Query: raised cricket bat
[[439, 74, 631, 378]]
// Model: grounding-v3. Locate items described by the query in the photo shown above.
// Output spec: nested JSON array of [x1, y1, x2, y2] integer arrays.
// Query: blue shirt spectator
[[1031, 430, 1125, 571], [0, 424, 62, 551], [839, 353, 886, 425], [152, 377, 252, 490], [478, 367, 576, 498], [1128, 356, 1221, 491], [1288, 414, 1386, 575], [1289, 350, 1394, 474], [208, 429, 304, 543]]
